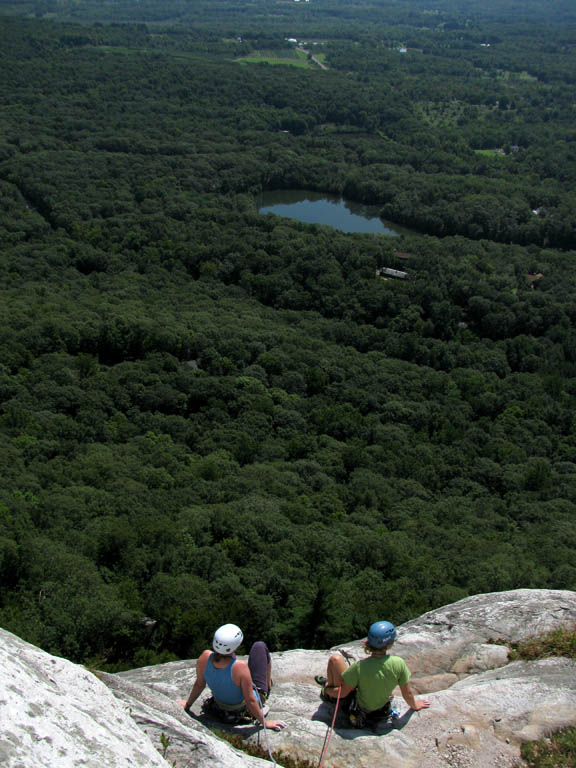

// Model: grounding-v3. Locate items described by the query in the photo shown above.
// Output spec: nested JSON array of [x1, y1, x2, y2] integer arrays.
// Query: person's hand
[[178, 699, 194, 716], [265, 720, 287, 731], [413, 700, 430, 711]]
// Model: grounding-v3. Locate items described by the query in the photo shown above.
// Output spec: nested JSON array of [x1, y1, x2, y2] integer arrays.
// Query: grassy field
[[236, 48, 312, 68], [474, 148, 505, 156], [311, 51, 327, 63]]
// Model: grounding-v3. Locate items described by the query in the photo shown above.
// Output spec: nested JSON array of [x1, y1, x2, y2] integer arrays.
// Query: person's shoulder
[[195, 649, 212, 678], [231, 657, 251, 683], [387, 655, 409, 668], [342, 659, 359, 677]]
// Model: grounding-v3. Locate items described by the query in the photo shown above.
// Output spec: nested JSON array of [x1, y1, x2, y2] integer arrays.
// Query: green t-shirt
[[341, 655, 411, 712]]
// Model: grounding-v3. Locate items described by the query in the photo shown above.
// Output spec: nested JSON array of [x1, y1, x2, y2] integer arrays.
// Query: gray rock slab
[[100, 672, 270, 768], [118, 589, 576, 768], [236, 658, 576, 768], [0, 628, 171, 768]]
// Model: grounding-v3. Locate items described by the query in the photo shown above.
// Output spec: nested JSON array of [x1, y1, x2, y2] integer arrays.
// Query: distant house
[[377, 267, 408, 280], [527, 273, 543, 288], [393, 250, 412, 260]]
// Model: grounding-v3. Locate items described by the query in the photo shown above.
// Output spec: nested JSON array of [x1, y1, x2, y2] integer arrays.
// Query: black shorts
[[320, 687, 354, 712], [349, 699, 392, 728]]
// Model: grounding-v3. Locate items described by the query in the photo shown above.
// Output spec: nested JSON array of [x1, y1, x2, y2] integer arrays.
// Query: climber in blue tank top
[[203, 651, 246, 708], [179, 623, 287, 731]]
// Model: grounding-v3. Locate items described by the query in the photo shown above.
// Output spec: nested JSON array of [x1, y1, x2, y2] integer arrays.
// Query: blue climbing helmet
[[367, 620, 397, 648]]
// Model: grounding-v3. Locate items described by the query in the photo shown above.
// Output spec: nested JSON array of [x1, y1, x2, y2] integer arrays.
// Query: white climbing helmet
[[213, 623, 244, 654]]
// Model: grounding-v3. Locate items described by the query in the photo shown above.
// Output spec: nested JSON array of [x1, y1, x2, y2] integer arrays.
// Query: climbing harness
[[201, 696, 253, 724], [348, 696, 398, 729], [347, 693, 367, 729], [317, 684, 341, 768]]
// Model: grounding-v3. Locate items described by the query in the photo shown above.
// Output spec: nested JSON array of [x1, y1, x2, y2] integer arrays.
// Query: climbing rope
[[316, 649, 353, 768], [317, 684, 341, 768], [255, 689, 279, 767]]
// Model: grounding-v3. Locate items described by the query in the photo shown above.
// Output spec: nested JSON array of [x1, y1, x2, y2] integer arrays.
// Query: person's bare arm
[[180, 650, 210, 713], [236, 661, 286, 730], [400, 683, 430, 711]]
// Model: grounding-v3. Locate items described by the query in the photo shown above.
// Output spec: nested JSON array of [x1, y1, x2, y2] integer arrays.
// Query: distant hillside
[[2, 0, 576, 26]]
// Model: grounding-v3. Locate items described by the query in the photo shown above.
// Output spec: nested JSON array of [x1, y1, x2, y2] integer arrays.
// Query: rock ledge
[[1, 588, 575, 768]]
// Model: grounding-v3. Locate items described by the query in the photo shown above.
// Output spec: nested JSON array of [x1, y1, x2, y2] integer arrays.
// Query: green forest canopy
[[0, 2, 575, 669]]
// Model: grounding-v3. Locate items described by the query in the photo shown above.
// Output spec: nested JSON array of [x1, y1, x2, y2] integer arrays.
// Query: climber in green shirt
[[315, 620, 430, 727]]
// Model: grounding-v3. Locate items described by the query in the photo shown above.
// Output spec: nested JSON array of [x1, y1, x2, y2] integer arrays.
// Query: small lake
[[257, 189, 410, 237]]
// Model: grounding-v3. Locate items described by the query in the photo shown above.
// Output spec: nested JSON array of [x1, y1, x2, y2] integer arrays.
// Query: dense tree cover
[[4, 0, 576, 26], [3, 7, 576, 248], [0, 10, 575, 669]]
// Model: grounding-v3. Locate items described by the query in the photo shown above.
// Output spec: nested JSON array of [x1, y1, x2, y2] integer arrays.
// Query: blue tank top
[[204, 654, 245, 708]]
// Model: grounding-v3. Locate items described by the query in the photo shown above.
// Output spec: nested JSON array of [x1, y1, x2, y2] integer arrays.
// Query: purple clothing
[[248, 641, 270, 693]]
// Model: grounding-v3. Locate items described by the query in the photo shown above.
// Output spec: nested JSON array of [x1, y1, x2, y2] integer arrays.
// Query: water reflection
[[257, 189, 406, 236]]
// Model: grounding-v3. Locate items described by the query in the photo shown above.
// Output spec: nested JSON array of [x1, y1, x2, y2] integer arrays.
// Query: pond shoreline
[[257, 189, 416, 237]]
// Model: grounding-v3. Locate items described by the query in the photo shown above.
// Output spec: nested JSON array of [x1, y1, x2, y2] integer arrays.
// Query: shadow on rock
[[311, 701, 415, 738], [374, 709, 416, 733], [189, 711, 263, 739], [310, 700, 341, 725]]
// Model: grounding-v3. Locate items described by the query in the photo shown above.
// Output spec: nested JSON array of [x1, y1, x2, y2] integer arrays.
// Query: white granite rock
[[98, 672, 270, 768], [2, 589, 576, 768], [0, 627, 170, 768]]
